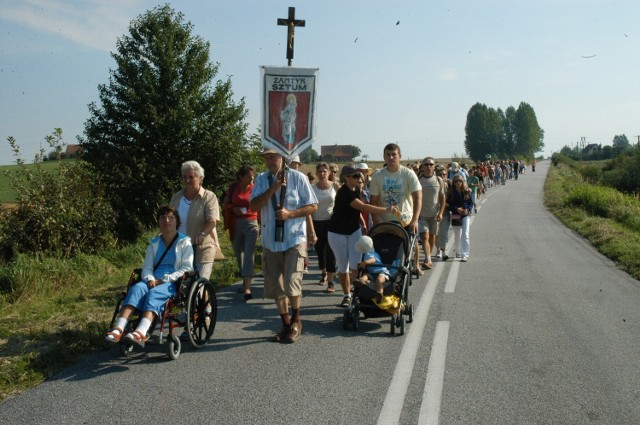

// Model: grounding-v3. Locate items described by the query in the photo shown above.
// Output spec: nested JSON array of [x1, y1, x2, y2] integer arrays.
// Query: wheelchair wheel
[[120, 341, 135, 357], [168, 334, 181, 360], [186, 278, 217, 348]]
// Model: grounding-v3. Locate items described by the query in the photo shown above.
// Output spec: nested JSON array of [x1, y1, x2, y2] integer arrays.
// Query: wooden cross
[[277, 7, 305, 66]]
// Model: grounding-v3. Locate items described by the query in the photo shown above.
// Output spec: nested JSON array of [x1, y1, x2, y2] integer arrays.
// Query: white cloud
[[0, 0, 145, 51]]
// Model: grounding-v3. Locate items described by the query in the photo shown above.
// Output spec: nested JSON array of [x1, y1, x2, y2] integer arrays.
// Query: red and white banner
[[261, 66, 319, 160]]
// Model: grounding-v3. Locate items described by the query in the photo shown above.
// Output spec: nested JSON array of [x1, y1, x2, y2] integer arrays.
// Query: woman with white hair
[[170, 160, 221, 279]]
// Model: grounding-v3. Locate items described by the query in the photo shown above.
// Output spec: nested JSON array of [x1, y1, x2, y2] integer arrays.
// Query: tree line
[[464, 102, 544, 162], [559, 135, 635, 161]]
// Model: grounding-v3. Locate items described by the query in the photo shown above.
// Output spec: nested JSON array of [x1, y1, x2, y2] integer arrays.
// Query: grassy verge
[[0, 224, 242, 402], [544, 162, 640, 280]]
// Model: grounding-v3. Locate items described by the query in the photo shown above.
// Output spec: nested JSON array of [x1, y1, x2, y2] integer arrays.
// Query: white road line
[[418, 321, 450, 425], [444, 261, 459, 293], [376, 262, 444, 425]]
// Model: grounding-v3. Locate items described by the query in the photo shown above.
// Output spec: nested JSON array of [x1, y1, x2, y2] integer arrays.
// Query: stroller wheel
[[399, 314, 406, 336], [390, 314, 396, 335], [342, 310, 352, 330], [352, 307, 360, 331], [406, 304, 414, 323]]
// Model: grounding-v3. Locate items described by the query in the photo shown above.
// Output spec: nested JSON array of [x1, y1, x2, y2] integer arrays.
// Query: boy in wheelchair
[[105, 205, 194, 346]]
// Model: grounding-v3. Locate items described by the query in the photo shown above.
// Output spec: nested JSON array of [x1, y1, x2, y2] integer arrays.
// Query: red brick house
[[320, 144, 356, 162]]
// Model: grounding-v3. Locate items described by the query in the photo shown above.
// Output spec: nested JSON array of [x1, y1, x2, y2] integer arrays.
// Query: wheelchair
[[109, 268, 217, 360]]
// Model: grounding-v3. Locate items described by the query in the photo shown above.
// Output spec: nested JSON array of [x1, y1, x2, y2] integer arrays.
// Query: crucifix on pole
[[277, 7, 305, 66]]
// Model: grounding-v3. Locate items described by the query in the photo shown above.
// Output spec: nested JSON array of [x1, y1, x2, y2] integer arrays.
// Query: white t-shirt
[[312, 183, 337, 221], [177, 196, 191, 235], [370, 166, 421, 224]]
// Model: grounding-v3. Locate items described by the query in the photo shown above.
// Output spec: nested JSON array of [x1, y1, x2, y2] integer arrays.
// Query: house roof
[[320, 145, 354, 157]]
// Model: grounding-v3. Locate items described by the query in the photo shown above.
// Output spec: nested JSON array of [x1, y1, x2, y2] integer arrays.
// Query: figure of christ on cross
[[277, 7, 305, 66]]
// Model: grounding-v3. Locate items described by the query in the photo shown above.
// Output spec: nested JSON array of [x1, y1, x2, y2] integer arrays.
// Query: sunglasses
[[348, 173, 363, 179]]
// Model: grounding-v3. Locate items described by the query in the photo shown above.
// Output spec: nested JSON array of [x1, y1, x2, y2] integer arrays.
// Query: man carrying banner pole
[[255, 64, 319, 342], [250, 149, 317, 343]]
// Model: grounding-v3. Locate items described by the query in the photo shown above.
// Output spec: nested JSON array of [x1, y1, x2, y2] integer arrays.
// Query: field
[[0, 160, 72, 204]]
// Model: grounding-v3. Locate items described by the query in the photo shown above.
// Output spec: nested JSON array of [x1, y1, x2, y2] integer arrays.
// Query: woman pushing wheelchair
[[105, 205, 194, 346]]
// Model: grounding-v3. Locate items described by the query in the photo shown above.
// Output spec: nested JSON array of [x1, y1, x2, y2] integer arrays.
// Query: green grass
[[544, 162, 640, 280]]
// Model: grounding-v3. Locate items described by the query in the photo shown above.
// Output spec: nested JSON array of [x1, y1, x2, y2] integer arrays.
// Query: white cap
[[354, 162, 372, 175], [290, 155, 301, 165], [355, 235, 375, 254]]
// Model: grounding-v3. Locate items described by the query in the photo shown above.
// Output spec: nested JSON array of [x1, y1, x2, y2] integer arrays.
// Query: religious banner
[[261, 66, 319, 160]]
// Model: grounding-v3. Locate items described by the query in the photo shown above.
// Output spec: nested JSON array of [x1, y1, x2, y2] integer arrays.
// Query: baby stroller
[[343, 222, 417, 335]]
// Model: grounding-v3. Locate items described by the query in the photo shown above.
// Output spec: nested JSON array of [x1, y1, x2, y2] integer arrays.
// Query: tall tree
[[464, 103, 502, 161], [514, 102, 544, 158], [82, 5, 248, 240], [500, 106, 517, 158]]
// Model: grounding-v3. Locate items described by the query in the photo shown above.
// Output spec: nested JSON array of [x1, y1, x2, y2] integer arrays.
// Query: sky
[[1, 0, 639, 165]]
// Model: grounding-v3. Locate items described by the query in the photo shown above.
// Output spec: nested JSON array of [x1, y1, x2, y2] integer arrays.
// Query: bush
[[579, 164, 602, 184], [566, 184, 623, 217], [1, 130, 116, 259]]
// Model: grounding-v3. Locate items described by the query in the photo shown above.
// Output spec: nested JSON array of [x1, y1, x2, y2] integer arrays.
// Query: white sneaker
[[461, 256, 468, 262], [436, 253, 442, 260]]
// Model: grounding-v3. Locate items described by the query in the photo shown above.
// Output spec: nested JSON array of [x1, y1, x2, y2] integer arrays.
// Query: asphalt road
[[1, 160, 639, 425]]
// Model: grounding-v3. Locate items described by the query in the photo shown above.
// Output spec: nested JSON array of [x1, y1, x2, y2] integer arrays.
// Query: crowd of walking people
[[105, 142, 529, 345]]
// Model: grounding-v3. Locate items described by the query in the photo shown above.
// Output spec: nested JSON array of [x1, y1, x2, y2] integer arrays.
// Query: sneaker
[[436, 253, 442, 261], [303, 267, 309, 275], [340, 295, 352, 308], [442, 254, 449, 261], [455, 252, 461, 259], [461, 256, 468, 262]]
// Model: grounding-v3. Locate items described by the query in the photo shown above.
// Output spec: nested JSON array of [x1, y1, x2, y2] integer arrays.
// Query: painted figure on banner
[[261, 66, 318, 158], [281, 94, 297, 146]]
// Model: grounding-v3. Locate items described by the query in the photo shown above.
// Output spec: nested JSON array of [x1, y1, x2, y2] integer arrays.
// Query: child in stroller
[[354, 235, 395, 302]]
